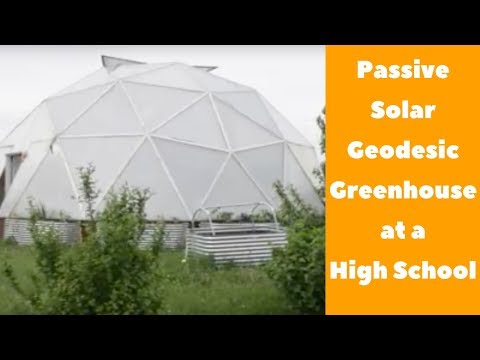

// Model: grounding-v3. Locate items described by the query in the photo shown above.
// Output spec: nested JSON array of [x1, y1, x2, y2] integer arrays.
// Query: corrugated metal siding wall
[[3, 220, 286, 265], [4, 218, 81, 245], [139, 223, 187, 249], [3, 218, 188, 249]]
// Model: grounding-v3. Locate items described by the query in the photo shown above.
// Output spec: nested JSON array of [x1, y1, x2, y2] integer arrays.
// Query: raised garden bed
[[3, 218, 81, 245], [186, 225, 287, 266], [3, 218, 188, 249]]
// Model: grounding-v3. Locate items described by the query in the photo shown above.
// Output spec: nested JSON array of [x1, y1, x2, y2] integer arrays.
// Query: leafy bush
[[266, 221, 325, 314], [273, 181, 324, 229], [316, 108, 326, 204], [266, 109, 325, 314], [2, 166, 165, 315], [150, 220, 166, 256], [1, 237, 18, 247], [2, 218, 67, 309], [27, 199, 49, 220], [78, 163, 100, 222]]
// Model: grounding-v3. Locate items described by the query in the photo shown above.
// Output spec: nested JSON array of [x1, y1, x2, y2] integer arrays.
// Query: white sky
[[0, 45, 325, 148]]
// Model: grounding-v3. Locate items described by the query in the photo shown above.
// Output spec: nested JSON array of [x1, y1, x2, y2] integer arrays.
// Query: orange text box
[[326, 45, 480, 314]]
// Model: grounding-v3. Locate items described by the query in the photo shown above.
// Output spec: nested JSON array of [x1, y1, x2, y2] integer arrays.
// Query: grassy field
[[0, 243, 295, 315]]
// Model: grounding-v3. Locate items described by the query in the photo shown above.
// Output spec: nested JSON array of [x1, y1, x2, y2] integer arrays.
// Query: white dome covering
[[0, 56, 322, 220]]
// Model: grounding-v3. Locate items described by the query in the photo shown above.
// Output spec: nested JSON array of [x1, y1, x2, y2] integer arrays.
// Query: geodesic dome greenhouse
[[0, 56, 322, 223]]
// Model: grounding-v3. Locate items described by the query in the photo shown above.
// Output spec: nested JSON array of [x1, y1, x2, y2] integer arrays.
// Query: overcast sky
[[0, 45, 325, 147]]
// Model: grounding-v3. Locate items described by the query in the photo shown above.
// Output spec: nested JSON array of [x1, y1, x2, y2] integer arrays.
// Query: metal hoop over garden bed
[[190, 202, 280, 236], [186, 203, 286, 265]]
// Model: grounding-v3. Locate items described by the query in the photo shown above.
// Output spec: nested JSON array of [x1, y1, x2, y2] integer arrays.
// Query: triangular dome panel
[[235, 143, 284, 203], [214, 98, 280, 149], [0, 118, 30, 148], [26, 103, 55, 143], [154, 96, 227, 149], [12, 151, 81, 219], [64, 84, 143, 136], [123, 82, 204, 130], [105, 140, 189, 219], [56, 68, 115, 96], [186, 66, 251, 92], [58, 136, 142, 207], [153, 138, 227, 214], [47, 85, 110, 134], [214, 92, 281, 136], [204, 156, 268, 207], [288, 143, 320, 187], [110, 63, 170, 79], [259, 95, 312, 146], [285, 145, 322, 210], [1, 103, 53, 151], [127, 64, 204, 91]]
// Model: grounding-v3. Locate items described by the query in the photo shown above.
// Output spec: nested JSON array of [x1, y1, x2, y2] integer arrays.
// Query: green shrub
[[266, 110, 325, 314], [1, 237, 18, 247], [2, 166, 165, 315], [316, 109, 326, 204], [27, 199, 49, 220], [266, 188, 325, 315], [150, 220, 166, 256], [266, 221, 325, 314], [273, 181, 324, 229]]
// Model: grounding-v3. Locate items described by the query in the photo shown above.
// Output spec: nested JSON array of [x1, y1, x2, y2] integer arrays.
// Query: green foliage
[[317, 107, 326, 156], [266, 222, 325, 314], [273, 181, 324, 228], [77, 163, 100, 223], [266, 109, 326, 314], [2, 237, 17, 246], [29, 226, 63, 285], [268, 181, 325, 314], [213, 211, 234, 223], [316, 108, 326, 204], [254, 210, 275, 223], [2, 167, 165, 315], [0, 248, 293, 315], [27, 198, 49, 220], [2, 214, 66, 309], [2, 260, 25, 300], [24, 198, 72, 221], [150, 221, 166, 256], [238, 210, 274, 223]]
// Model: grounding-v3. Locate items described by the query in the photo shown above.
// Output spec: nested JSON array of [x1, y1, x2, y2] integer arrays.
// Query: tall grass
[[0, 243, 294, 315]]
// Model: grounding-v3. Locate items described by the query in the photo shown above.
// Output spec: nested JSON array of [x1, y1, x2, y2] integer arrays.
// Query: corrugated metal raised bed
[[187, 202, 287, 266], [3, 219, 187, 249], [139, 222, 187, 250], [186, 225, 287, 266], [3, 218, 81, 245]]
